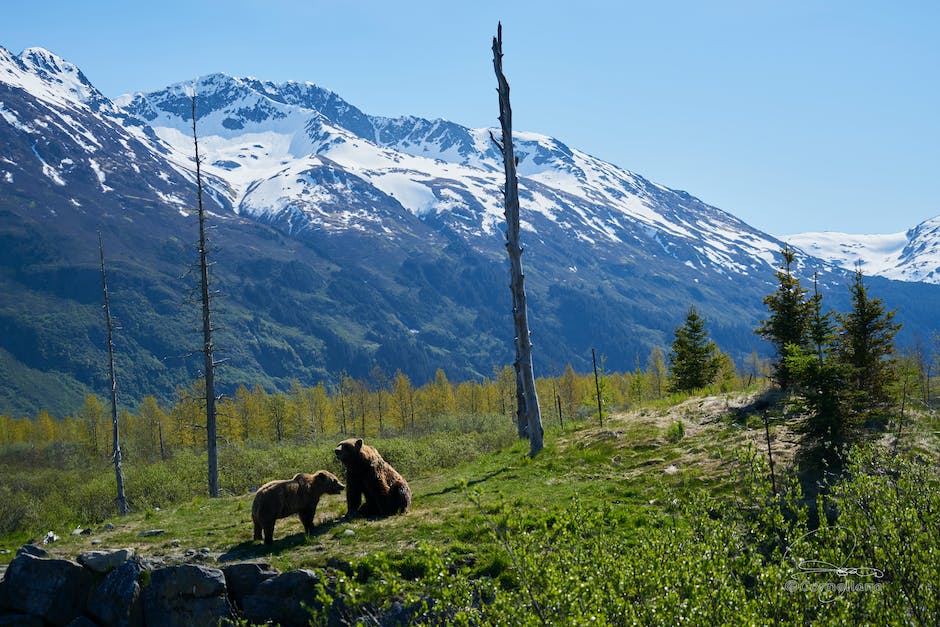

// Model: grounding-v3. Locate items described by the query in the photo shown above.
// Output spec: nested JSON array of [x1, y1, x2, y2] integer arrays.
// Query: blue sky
[[4, 0, 938, 235]]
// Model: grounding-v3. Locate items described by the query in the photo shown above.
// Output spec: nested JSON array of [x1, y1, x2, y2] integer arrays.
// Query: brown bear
[[251, 470, 345, 545], [334, 438, 411, 517]]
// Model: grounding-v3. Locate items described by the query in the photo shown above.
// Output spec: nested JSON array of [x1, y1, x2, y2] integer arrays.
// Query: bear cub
[[251, 470, 345, 544], [334, 438, 411, 517]]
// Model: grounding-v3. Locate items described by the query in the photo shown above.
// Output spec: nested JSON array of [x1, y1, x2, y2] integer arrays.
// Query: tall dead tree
[[491, 23, 544, 455], [98, 232, 128, 515], [192, 95, 219, 497]]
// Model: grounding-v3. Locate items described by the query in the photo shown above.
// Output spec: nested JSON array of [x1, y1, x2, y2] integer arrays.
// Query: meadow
[[1, 374, 937, 625]]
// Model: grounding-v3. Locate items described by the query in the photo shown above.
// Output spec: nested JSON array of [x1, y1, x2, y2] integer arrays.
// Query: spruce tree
[[784, 274, 851, 439], [669, 305, 720, 393], [836, 267, 901, 407], [756, 246, 810, 390]]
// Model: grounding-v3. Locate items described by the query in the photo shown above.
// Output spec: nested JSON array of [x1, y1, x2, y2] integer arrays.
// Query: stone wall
[[0, 545, 344, 626]]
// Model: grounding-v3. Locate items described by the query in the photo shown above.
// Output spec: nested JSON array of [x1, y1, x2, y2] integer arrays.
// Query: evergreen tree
[[669, 306, 720, 393], [784, 344, 852, 439], [807, 273, 834, 361], [836, 267, 901, 407], [756, 246, 810, 389], [784, 276, 851, 440]]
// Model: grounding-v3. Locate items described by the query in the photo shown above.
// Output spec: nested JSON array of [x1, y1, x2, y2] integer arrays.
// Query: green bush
[[665, 419, 685, 442], [332, 446, 939, 625]]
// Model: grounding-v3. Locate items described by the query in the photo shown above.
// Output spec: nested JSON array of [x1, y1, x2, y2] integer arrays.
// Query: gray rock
[[16, 544, 48, 558], [78, 548, 136, 574], [142, 564, 232, 627], [3, 552, 93, 626], [41, 531, 60, 544], [138, 556, 165, 571], [87, 559, 143, 627], [138, 529, 165, 537], [221, 562, 278, 609], [242, 569, 327, 627]]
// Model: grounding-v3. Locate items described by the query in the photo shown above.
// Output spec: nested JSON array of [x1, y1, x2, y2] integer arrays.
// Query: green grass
[[0, 400, 737, 567], [2, 391, 938, 625]]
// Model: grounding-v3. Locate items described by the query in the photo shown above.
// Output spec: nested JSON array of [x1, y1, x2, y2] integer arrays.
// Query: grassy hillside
[[2, 391, 938, 624]]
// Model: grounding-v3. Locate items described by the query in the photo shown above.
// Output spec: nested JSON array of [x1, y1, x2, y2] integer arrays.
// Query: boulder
[[87, 559, 143, 627], [221, 562, 278, 609], [16, 544, 47, 558], [0, 614, 44, 626], [138, 529, 165, 537], [41, 531, 60, 545], [142, 564, 232, 627], [78, 548, 136, 574], [242, 569, 328, 627], [2, 551, 93, 626]]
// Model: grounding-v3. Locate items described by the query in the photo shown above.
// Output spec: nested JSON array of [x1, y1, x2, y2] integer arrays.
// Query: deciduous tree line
[[0, 356, 756, 453]]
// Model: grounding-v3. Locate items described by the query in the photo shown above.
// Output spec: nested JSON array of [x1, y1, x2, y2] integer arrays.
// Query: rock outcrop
[[0, 545, 343, 626]]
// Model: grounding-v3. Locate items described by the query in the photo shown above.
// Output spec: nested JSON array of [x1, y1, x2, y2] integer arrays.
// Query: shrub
[[665, 420, 685, 442]]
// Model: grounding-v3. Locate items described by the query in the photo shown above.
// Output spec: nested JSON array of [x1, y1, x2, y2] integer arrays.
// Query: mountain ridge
[[784, 215, 940, 284], [2, 43, 939, 418]]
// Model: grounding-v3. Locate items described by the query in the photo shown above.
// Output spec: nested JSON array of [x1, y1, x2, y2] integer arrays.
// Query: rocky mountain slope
[[784, 215, 940, 284], [2, 44, 939, 416]]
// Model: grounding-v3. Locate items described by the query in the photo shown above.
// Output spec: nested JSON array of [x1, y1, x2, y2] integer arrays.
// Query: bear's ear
[[355, 438, 363, 449]]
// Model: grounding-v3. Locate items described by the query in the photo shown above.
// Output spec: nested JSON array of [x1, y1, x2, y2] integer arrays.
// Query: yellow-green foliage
[[2, 361, 757, 452]]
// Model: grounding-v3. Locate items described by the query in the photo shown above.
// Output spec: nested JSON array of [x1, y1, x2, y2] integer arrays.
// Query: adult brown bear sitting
[[334, 438, 411, 517], [251, 470, 345, 544]]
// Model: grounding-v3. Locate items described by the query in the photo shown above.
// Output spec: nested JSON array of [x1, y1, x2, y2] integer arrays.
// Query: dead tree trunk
[[592, 348, 604, 427], [192, 95, 219, 498], [98, 233, 128, 515], [514, 355, 527, 438], [492, 23, 543, 456]]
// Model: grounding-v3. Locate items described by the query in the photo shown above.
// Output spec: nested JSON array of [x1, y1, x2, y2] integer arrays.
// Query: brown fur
[[251, 470, 345, 544], [334, 438, 411, 517]]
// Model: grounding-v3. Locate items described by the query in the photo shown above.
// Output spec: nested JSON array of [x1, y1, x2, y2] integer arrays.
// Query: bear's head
[[314, 470, 345, 495], [334, 438, 364, 465]]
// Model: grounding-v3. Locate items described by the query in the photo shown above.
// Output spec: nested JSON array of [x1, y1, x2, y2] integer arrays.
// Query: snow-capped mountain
[[118, 73, 789, 278], [0, 46, 228, 218], [3, 44, 940, 417], [785, 216, 940, 285]]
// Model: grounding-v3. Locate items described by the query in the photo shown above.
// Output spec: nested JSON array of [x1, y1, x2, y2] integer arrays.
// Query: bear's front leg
[[345, 482, 362, 518], [299, 506, 316, 535]]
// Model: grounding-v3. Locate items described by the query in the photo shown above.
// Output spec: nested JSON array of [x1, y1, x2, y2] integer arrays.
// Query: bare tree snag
[[192, 94, 219, 498], [98, 232, 128, 515], [514, 348, 527, 438], [592, 347, 604, 427], [492, 23, 544, 456]]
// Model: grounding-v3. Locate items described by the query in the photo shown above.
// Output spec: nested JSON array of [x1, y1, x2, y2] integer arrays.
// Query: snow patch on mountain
[[0, 102, 32, 133], [785, 219, 940, 284], [1, 47, 113, 112], [88, 158, 112, 192]]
